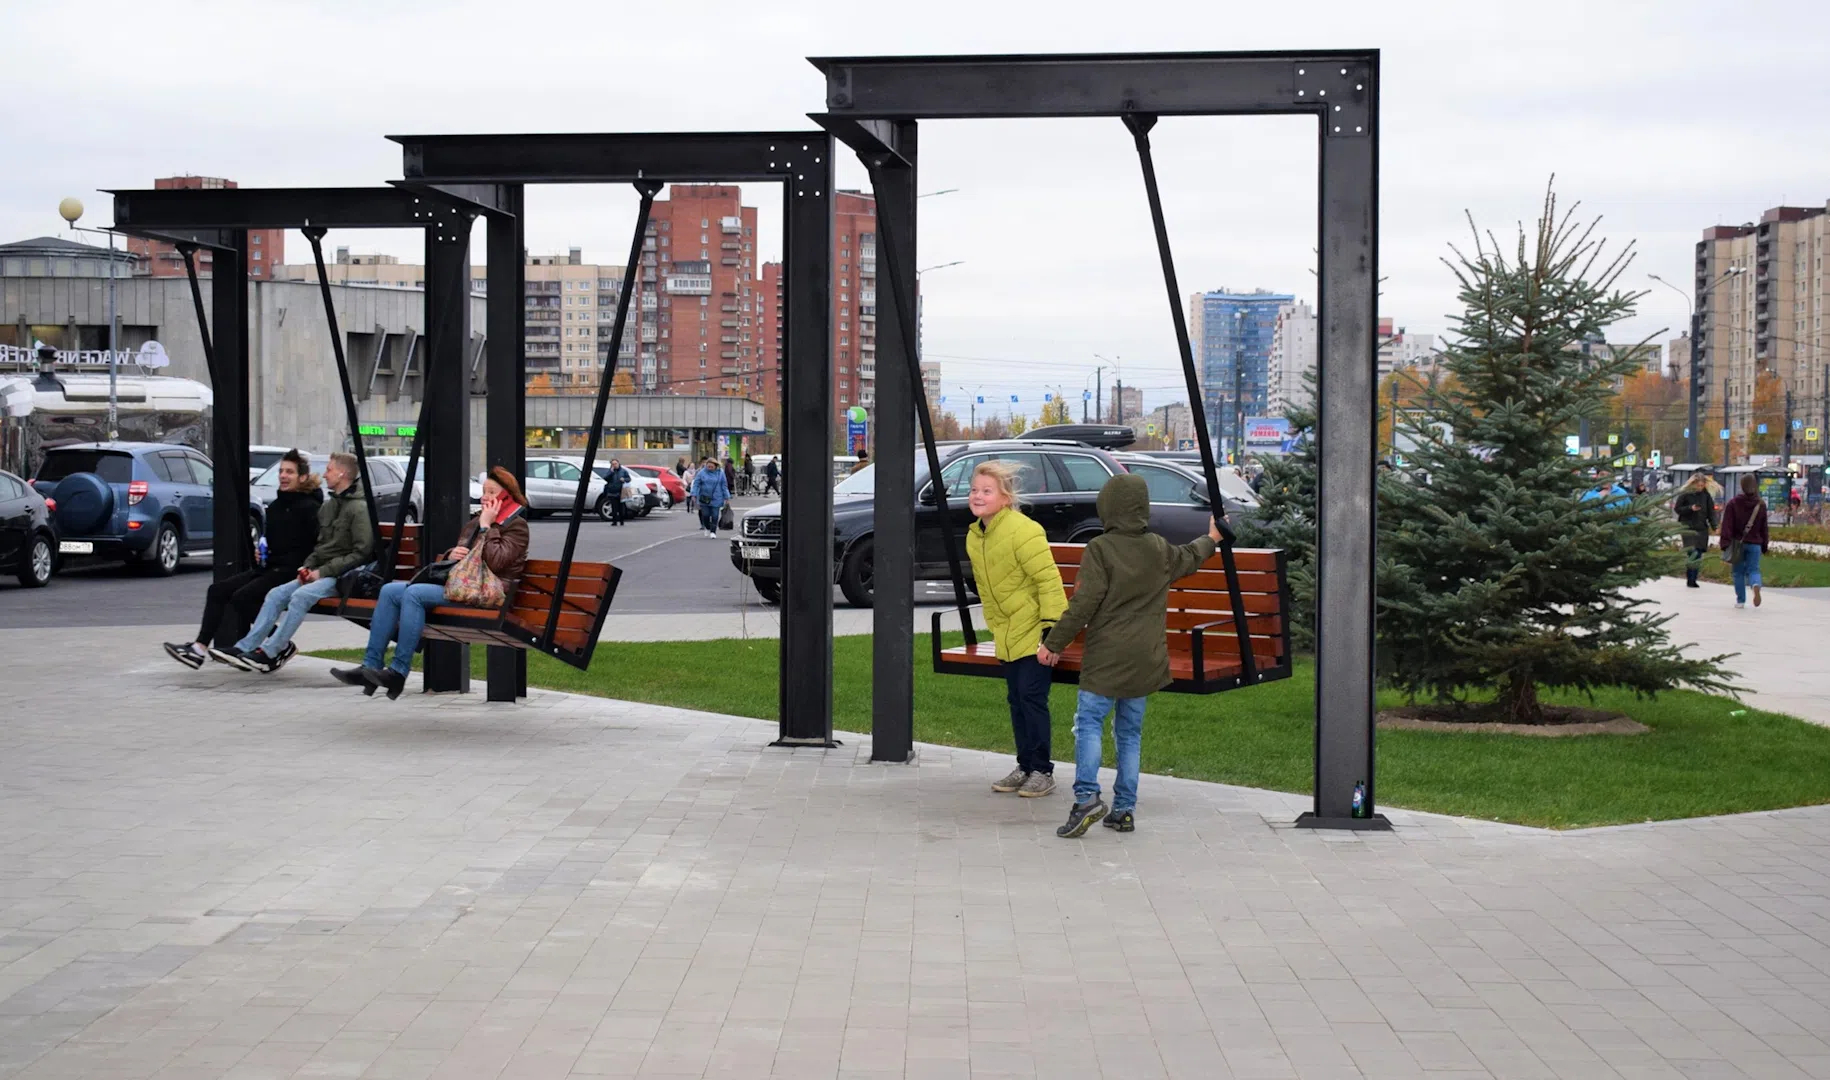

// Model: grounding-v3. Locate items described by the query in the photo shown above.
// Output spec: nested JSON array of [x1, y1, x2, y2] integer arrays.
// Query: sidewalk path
[[5, 625, 1830, 1079], [1633, 576, 1830, 727]]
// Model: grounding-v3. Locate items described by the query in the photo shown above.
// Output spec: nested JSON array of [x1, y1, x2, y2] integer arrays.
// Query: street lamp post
[[57, 197, 122, 442], [1093, 353, 1119, 423], [1651, 267, 1746, 462]]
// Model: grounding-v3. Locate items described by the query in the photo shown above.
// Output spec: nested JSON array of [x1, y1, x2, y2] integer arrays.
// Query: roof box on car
[[1021, 424, 1136, 449]]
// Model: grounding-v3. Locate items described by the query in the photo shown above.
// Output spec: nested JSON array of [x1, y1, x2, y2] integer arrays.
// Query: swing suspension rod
[[179, 243, 253, 566], [1123, 113, 1256, 683], [863, 155, 977, 649], [304, 227, 384, 554], [546, 181, 663, 648]]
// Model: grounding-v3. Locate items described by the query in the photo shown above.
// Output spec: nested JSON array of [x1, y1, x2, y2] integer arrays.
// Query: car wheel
[[141, 520, 181, 577], [19, 533, 54, 587], [753, 578, 781, 604], [838, 536, 875, 608], [596, 495, 614, 522], [639, 505, 653, 518]]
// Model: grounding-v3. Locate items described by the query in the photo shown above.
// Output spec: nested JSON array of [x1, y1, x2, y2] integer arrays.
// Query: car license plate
[[740, 545, 772, 560], [59, 541, 93, 555]]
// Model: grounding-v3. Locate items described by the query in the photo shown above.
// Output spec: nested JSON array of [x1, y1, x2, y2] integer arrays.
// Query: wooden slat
[[1058, 586, 1284, 615], [939, 641, 1247, 681], [1048, 544, 1280, 573], [1061, 565, 1282, 593]]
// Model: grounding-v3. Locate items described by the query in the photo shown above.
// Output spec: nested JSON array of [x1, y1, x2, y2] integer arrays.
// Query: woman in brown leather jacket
[[331, 466, 530, 698]]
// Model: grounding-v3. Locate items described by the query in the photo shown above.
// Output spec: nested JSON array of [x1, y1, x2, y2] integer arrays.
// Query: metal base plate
[[1294, 811, 1392, 831], [769, 737, 844, 749]]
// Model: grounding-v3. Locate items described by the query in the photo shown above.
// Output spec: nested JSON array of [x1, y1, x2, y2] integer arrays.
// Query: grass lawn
[[1681, 550, 1830, 588], [314, 635, 1830, 830], [1771, 523, 1830, 546]]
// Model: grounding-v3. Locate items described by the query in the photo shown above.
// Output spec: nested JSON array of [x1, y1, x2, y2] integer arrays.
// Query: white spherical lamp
[[57, 197, 84, 224]]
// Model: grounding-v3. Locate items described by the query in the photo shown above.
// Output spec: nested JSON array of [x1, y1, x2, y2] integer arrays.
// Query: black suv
[[730, 439, 1146, 607]]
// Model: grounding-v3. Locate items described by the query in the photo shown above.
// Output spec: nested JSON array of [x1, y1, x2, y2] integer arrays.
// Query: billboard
[[1243, 416, 1296, 454]]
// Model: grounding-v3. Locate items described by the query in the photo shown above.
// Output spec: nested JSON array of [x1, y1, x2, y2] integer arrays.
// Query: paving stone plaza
[[4, 611, 1830, 1079]]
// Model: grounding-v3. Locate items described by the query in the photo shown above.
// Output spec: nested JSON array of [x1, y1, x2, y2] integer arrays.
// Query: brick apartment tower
[[622, 186, 760, 396], [755, 189, 879, 430], [123, 176, 285, 279]]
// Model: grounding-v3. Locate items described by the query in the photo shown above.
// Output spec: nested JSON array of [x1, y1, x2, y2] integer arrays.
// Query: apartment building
[[1267, 301, 1316, 416], [628, 186, 761, 397], [1696, 203, 1830, 435], [754, 189, 880, 426], [123, 176, 286, 280], [1189, 288, 1292, 433]]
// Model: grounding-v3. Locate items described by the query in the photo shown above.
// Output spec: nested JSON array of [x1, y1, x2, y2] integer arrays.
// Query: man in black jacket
[[605, 458, 632, 526], [163, 450, 324, 667]]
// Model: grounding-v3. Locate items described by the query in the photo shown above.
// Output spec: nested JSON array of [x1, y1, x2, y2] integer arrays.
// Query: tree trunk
[[1500, 673, 1543, 724]]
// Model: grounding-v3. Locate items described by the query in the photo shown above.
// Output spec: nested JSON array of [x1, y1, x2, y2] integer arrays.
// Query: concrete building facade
[[1696, 203, 1830, 437], [1268, 301, 1316, 416]]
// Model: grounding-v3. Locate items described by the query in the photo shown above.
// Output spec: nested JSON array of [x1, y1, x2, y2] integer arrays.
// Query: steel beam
[[393, 131, 833, 184], [776, 146, 837, 747], [484, 185, 528, 702], [422, 214, 475, 693], [393, 181, 516, 217], [110, 187, 441, 231], [1298, 79, 1385, 829], [814, 52, 1373, 128], [209, 232, 252, 578], [115, 226, 238, 252], [863, 123, 919, 763]]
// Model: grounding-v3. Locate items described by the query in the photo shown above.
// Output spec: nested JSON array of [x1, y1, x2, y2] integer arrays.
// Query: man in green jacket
[[1039, 473, 1221, 836], [216, 452, 375, 673]]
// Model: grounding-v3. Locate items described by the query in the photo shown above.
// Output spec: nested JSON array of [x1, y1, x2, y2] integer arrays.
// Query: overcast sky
[[6, 0, 1827, 418]]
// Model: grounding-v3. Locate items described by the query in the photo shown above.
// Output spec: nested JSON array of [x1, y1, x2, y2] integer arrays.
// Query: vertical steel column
[[423, 210, 475, 693], [1301, 85, 1385, 828], [776, 144, 837, 746], [209, 232, 252, 578], [485, 186, 527, 701], [865, 123, 919, 763]]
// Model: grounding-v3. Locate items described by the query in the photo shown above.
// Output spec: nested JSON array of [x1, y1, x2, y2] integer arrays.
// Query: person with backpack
[[1719, 472, 1769, 609], [965, 459, 1068, 799], [1673, 473, 1717, 589], [1039, 472, 1222, 836], [163, 449, 322, 668]]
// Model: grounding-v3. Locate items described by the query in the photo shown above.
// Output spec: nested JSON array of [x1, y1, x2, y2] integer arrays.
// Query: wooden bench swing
[[256, 224, 637, 675], [890, 114, 1292, 695]]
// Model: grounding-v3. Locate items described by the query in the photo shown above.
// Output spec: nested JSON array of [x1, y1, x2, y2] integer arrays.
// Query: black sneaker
[[272, 642, 298, 670], [163, 642, 206, 670], [243, 648, 280, 674], [208, 645, 254, 670], [1056, 798, 1108, 838], [1104, 810, 1135, 833]]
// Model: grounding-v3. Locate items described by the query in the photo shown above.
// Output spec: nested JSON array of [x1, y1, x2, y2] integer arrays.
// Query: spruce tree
[[1377, 187, 1732, 722]]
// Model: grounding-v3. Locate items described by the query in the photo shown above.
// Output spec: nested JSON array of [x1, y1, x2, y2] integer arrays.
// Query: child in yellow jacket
[[964, 460, 1068, 798]]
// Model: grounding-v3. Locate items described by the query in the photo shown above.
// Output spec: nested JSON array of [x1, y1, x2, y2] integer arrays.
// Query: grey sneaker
[[1018, 772, 1056, 798], [1057, 798, 1108, 838], [992, 767, 1028, 793]]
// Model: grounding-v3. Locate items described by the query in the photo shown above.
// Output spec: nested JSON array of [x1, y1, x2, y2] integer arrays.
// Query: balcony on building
[[640, 326, 658, 343], [639, 293, 657, 309], [721, 216, 742, 234]]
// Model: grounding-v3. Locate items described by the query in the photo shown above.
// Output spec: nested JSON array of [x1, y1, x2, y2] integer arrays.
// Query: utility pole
[[1095, 367, 1104, 426], [1783, 389, 1795, 475], [1722, 396, 1730, 467], [1687, 312, 1703, 461], [1389, 377, 1400, 461], [1233, 347, 1245, 464]]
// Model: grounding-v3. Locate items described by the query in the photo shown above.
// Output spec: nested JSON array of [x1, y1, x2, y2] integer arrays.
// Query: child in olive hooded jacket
[[1040, 472, 1221, 835]]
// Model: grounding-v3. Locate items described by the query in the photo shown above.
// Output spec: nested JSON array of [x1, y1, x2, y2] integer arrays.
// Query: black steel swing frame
[[813, 50, 1386, 828]]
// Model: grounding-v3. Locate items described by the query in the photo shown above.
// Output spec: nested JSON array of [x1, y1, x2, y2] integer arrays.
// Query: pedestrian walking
[[213, 452, 375, 673], [692, 455, 730, 537], [674, 457, 688, 478], [722, 457, 737, 498], [743, 454, 756, 495], [331, 467, 529, 699], [763, 456, 780, 496], [1039, 473, 1221, 836], [604, 457, 631, 526], [964, 459, 1068, 799], [1673, 473, 1717, 589], [682, 462, 697, 512], [163, 449, 322, 667], [1719, 472, 1769, 609]]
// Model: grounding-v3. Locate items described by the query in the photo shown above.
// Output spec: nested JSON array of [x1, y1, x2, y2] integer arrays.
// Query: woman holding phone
[[331, 466, 530, 698]]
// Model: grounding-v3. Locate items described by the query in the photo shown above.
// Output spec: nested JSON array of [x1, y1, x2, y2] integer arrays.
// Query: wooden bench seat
[[933, 543, 1291, 694], [312, 523, 620, 670]]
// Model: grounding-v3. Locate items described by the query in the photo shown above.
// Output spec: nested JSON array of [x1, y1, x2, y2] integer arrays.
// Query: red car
[[627, 464, 686, 504]]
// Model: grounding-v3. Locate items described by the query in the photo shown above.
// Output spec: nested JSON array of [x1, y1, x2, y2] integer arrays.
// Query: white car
[[247, 444, 293, 481], [469, 456, 611, 520]]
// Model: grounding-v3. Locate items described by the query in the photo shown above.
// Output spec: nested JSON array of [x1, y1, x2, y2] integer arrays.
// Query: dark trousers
[[611, 496, 627, 525], [1002, 655, 1054, 775], [199, 568, 294, 647]]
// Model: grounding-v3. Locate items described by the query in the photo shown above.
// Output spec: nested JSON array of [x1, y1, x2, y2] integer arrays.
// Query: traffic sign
[[1809, 427, 1822, 442], [1794, 419, 1805, 430], [1625, 442, 1637, 454], [1758, 423, 1768, 435], [1607, 433, 1619, 446], [1720, 428, 1731, 439], [1564, 434, 1580, 456]]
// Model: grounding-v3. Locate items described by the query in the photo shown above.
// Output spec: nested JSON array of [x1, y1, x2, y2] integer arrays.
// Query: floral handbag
[[444, 542, 507, 607]]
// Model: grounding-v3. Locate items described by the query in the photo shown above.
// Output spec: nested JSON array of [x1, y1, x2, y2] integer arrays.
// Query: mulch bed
[[1377, 703, 1648, 737]]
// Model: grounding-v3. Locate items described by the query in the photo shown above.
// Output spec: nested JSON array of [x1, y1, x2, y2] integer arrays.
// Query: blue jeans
[[1072, 691, 1147, 812], [362, 581, 448, 676], [698, 501, 721, 532], [235, 573, 343, 655], [1732, 543, 1763, 604]]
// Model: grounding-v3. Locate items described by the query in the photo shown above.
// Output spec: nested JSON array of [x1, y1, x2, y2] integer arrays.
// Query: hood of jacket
[[272, 485, 325, 511], [330, 479, 365, 502], [1096, 473, 1151, 535]]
